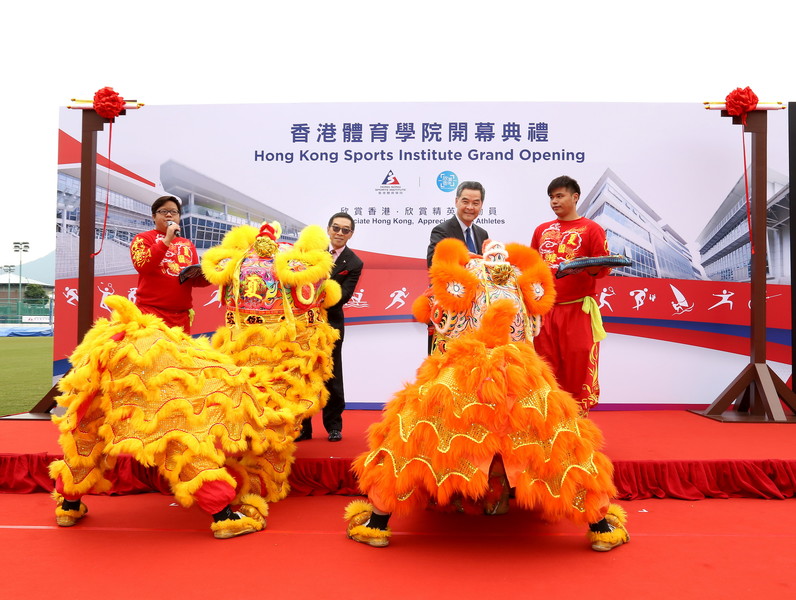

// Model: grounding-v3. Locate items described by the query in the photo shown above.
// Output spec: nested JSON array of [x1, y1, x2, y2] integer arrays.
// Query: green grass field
[[0, 337, 55, 417]]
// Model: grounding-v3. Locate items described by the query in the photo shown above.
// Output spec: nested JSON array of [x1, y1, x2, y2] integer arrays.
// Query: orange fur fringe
[[353, 304, 616, 525]]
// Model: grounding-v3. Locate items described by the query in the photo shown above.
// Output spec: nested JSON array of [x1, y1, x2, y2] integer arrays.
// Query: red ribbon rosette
[[93, 87, 126, 119], [724, 87, 758, 125]]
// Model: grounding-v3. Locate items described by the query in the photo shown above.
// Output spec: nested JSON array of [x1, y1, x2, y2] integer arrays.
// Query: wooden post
[[23, 109, 114, 419], [77, 110, 109, 341], [694, 109, 796, 422]]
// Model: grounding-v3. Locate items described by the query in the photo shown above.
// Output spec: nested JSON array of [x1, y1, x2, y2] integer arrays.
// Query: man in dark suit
[[426, 180, 489, 267], [425, 181, 489, 353], [298, 212, 363, 442]]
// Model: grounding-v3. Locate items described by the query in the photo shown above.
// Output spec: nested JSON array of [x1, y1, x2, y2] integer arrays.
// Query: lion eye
[[446, 281, 465, 297]]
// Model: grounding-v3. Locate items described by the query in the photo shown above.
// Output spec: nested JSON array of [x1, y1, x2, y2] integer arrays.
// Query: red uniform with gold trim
[[129, 229, 200, 331], [531, 217, 609, 411]]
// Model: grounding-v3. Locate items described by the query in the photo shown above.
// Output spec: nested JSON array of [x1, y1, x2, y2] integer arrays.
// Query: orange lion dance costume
[[50, 223, 340, 538], [345, 238, 628, 551]]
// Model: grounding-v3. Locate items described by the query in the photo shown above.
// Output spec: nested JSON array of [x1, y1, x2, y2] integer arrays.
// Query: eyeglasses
[[330, 225, 352, 235], [156, 209, 180, 216]]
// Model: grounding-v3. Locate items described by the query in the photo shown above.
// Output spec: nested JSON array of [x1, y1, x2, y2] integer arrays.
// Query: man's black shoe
[[295, 430, 312, 442], [328, 430, 342, 442]]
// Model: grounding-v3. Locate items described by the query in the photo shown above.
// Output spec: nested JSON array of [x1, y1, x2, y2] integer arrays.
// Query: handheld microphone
[[167, 221, 180, 236]]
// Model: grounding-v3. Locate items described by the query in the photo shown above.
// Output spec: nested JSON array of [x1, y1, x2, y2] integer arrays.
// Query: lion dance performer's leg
[[533, 301, 601, 413], [157, 438, 269, 539], [50, 392, 111, 526]]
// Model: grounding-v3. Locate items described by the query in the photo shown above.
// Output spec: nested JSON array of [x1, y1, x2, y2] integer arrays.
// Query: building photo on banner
[[53, 101, 791, 409]]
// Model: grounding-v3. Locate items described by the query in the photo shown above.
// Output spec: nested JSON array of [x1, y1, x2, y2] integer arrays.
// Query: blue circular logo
[[436, 171, 458, 192]]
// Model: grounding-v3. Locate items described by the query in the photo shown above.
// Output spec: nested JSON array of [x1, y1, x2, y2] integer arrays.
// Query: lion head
[[413, 238, 555, 352]]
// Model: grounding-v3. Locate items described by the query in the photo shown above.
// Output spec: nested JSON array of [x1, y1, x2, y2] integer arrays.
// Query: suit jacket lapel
[[450, 218, 466, 242], [475, 227, 485, 248]]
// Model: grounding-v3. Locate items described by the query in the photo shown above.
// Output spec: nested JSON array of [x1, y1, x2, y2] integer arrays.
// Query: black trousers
[[302, 331, 344, 435]]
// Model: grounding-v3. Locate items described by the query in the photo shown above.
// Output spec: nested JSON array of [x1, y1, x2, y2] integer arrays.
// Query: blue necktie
[[465, 227, 477, 253]]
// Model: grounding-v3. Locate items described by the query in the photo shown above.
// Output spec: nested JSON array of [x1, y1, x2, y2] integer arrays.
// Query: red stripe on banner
[[58, 129, 156, 187]]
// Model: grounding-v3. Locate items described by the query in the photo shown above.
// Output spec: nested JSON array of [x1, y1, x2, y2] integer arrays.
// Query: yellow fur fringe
[[343, 499, 374, 522], [51, 296, 297, 504], [344, 500, 391, 546], [347, 524, 392, 542], [605, 503, 627, 526], [293, 224, 330, 252], [237, 493, 269, 525], [586, 503, 629, 550], [211, 514, 264, 539]]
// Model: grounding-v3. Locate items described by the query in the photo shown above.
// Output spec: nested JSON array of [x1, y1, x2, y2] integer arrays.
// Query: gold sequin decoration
[[417, 366, 484, 417], [364, 448, 481, 486], [397, 488, 415, 502], [509, 416, 580, 456], [396, 413, 490, 452], [514, 382, 551, 418], [571, 489, 587, 512], [527, 458, 599, 500]]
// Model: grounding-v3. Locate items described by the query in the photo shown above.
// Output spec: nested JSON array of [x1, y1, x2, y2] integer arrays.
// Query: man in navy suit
[[298, 212, 363, 442], [425, 181, 489, 352], [426, 180, 489, 267]]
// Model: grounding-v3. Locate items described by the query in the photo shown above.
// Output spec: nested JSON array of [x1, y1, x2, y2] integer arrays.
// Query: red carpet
[[3, 410, 796, 598], [2, 410, 796, 499], [1, 493, 795, 599]]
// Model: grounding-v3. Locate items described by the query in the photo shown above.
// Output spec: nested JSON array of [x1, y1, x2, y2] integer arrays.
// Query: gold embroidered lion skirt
[[50, 296, 297, 506], [353, 335, 616, 524]]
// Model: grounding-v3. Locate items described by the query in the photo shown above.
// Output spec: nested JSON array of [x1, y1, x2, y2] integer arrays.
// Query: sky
[[1, 0, 792, 268]]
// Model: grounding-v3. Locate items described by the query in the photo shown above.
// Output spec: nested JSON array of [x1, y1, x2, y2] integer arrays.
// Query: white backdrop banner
[[54, 102, 791, 409]]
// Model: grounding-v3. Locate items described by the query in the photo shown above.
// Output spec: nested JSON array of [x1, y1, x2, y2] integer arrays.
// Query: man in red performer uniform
[[531, 175, 610, 413], [129, 195, 210, 332]]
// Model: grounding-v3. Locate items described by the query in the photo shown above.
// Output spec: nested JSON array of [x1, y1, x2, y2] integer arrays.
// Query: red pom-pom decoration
[[725, 87, 758, 124], [258, 223, 277, 240], [93, 87, 126, 119]]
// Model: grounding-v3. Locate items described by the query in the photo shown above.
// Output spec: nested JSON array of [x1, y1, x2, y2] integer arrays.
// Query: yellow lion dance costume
[[345, 238, 629, 551], [50, 223, 340, 539], [201, 221, 340, 424]]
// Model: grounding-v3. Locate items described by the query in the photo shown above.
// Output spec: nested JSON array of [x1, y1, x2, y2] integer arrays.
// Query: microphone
[[167, 221, 180, 236]]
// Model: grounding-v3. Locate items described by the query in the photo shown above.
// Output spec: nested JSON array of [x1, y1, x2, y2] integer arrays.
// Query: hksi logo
[[381, 170, 400, 185]]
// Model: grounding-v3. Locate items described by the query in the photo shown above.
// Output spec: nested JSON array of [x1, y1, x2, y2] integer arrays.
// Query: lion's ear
[[432, 237, 471, 267], [412, 291, 432, 323], [294, 224, 329, 252], [506, 244, 556, 316], [504, 243, 536, 271]]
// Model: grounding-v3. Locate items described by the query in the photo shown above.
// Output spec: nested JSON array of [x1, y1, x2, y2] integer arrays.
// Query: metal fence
[[0, 299, 54, 325]]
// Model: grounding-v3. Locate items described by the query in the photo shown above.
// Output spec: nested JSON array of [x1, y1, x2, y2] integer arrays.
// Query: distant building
[[0, 276, 55, 324], [0, 276, 54, 301], [56, 131, 305, 278], [695, 170, 790, 284], [160, 160, 305, 249], [579, 169, 702, 279]]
